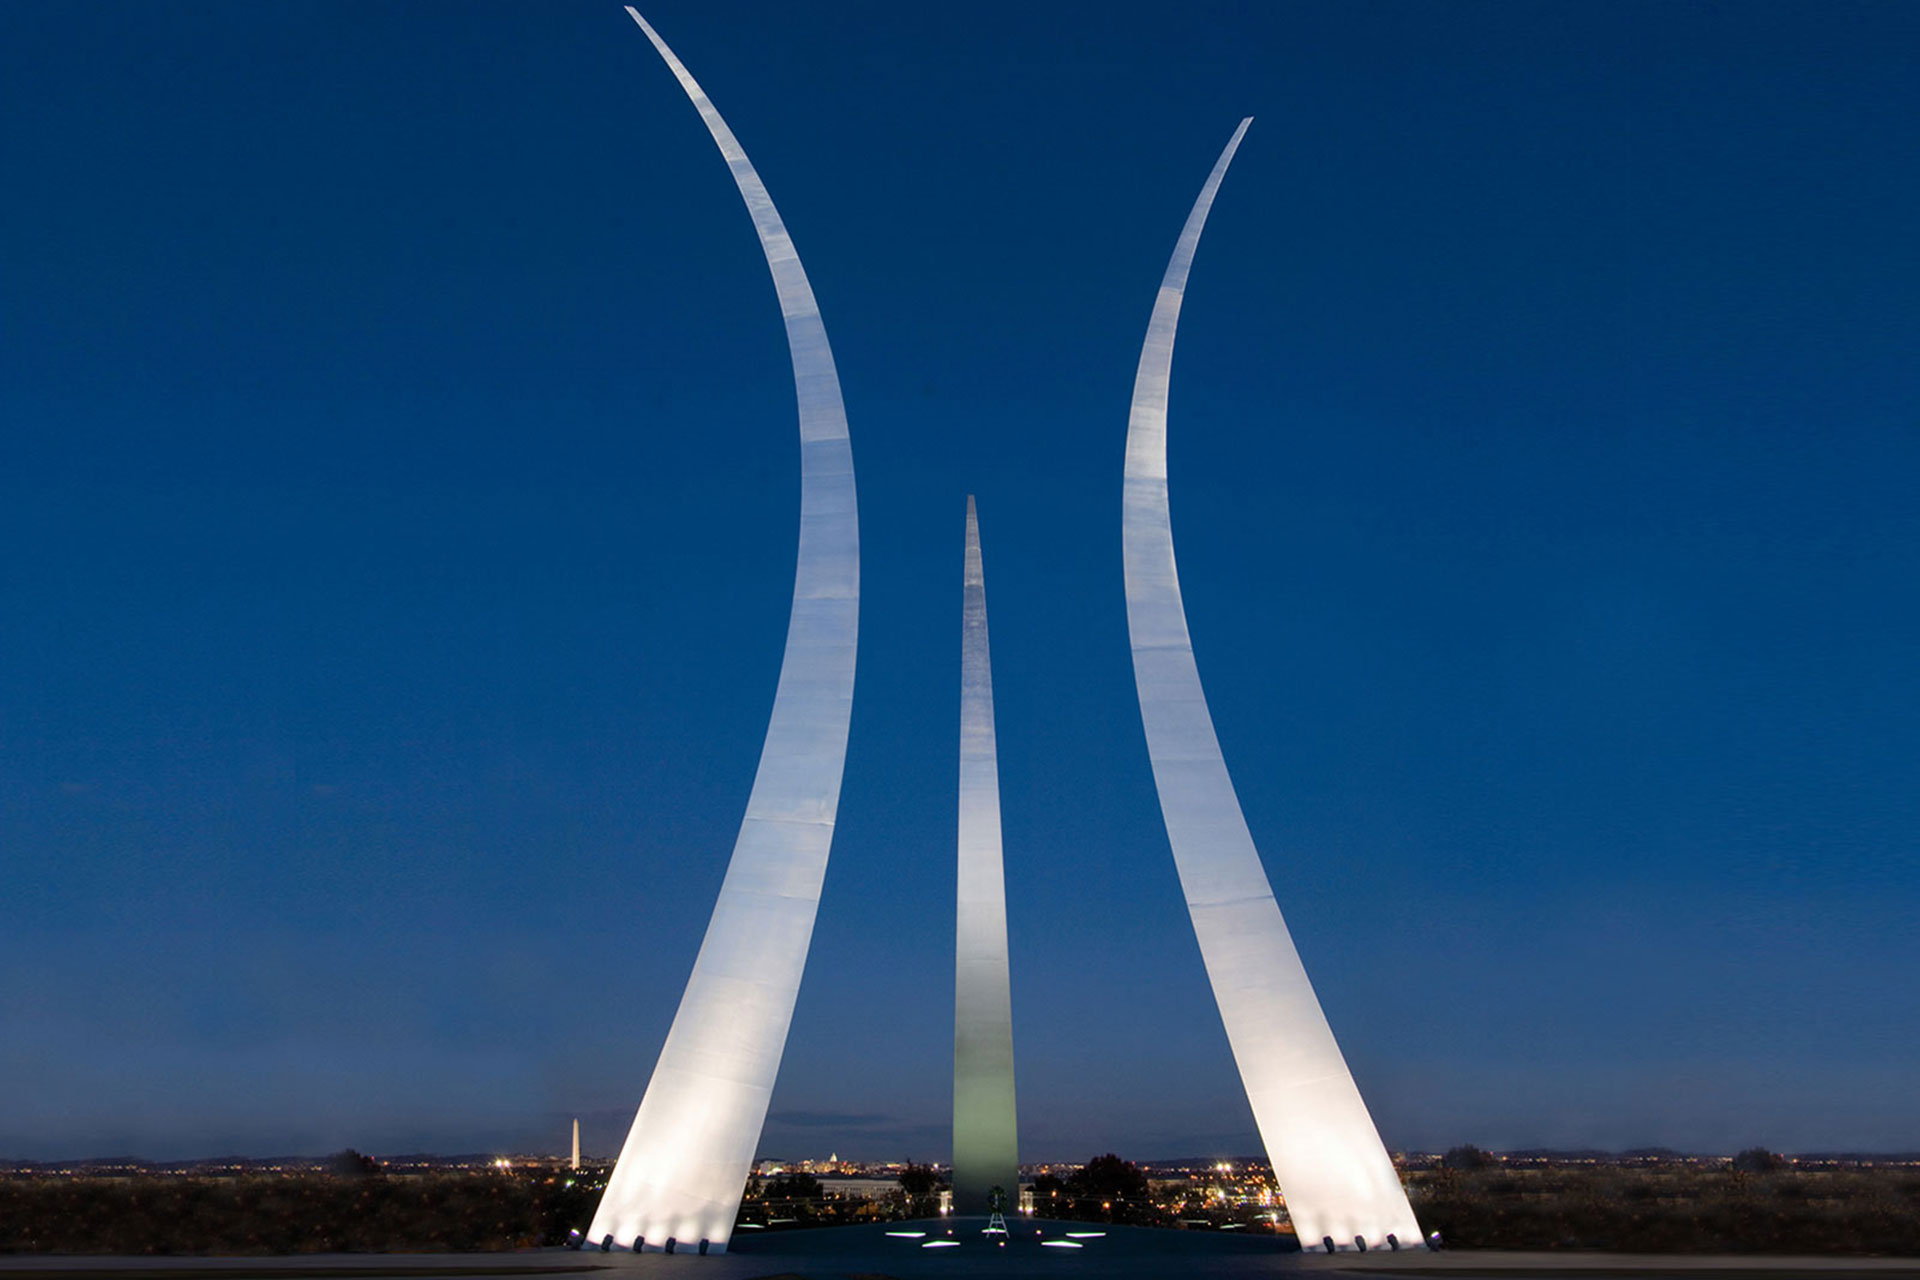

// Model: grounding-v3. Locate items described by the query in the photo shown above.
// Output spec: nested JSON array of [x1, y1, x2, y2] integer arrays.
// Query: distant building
[[816, 1176, 902, 1201]]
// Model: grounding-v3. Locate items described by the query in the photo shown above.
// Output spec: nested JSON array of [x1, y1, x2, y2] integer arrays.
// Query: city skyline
[[3, 0, 1917, 1164]]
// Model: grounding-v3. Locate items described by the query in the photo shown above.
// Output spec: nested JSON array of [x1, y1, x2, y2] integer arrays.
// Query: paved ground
[[3, 1219, 1916, 1280]]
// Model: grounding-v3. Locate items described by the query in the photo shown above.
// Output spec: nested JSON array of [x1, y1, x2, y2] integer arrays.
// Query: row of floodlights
[[1317, 1230, 1446, 1252], [563, 1224, 1445, 1255], [565, 1228, 711, 1254]]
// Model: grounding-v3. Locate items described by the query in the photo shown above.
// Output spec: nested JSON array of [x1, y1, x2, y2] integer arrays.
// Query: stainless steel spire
[[1121, 120, 1423, 1252], [589, 8, 859, 1255], [952, 496, 1019, 1215]]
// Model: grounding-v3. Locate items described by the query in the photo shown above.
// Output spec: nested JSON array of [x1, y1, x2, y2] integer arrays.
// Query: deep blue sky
[[4, 1, 1916, 1163]]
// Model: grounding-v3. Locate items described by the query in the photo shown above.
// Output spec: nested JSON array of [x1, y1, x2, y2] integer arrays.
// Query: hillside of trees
[[6, 1150, 1918, 1256], [0, 1166, 596, 1254], [1407, 1155, 1920, 1253]]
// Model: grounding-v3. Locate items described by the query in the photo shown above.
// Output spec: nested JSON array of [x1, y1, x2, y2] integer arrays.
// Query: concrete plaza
[[3, 1219, 1918, 1280]]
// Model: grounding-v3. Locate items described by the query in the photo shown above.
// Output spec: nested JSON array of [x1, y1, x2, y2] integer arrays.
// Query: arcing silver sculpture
[[952, 496, 1020, 1215], [589, 8, 860, 1255], [1121, 121, 1424, 1252]]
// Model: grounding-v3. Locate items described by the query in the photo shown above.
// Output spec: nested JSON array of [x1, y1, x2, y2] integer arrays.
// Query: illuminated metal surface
[[952, 496, 1019, 1214], [589, 8, 859, 1255], [1121, 120, 1423, 1251]]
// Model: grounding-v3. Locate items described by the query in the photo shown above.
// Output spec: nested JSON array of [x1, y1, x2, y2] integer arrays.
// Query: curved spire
[[1121, 122, 1423, 1251], [589, 8, 858, 1255]]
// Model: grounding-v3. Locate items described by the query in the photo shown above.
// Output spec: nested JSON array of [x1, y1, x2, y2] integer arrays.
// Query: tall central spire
[[589, 8, 860, 1255], [953, 496, 1019, 1215]]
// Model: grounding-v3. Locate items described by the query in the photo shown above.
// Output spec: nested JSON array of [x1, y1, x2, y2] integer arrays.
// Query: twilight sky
[[3, 1, 1917, 1163]]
